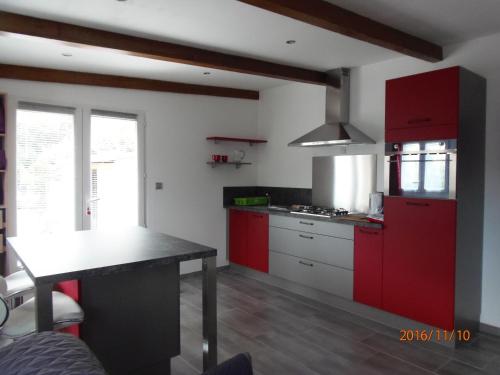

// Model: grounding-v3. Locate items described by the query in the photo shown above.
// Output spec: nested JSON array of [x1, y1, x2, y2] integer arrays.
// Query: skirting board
[[228, 263, 492, 346], [480, 322, 500, 337]]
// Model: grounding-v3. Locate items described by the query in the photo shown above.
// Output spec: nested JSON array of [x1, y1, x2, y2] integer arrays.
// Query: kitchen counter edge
[[225, 205, 383, 229]]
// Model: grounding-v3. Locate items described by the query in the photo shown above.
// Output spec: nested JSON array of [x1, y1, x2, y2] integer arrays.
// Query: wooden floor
[[172, 268, 500, 375]]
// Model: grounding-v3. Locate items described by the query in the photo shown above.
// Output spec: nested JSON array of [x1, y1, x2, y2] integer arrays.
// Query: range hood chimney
[[288, 68, 375, 147]]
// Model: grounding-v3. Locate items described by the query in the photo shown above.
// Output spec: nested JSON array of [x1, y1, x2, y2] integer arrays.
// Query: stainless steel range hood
[[288, 68, 375, 147]]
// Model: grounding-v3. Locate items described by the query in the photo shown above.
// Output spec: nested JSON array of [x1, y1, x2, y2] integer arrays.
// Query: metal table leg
[[202, 256, 217, 371], [35, 283, 53, 332]]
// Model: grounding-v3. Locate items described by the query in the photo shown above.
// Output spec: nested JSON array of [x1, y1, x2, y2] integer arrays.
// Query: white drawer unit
[[269, 226, 353, 270], [269, 251, 353, 300], [269, 214, 354, 240]]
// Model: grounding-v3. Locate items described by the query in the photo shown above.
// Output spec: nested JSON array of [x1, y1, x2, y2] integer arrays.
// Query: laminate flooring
[[172, 268, 500, 375]]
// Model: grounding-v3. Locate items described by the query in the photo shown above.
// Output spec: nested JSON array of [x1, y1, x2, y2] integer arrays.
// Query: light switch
[[155, 182, 163, 190]]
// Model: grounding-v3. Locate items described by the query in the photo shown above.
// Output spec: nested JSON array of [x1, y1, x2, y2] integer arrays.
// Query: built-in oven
[[384, 139, 457, 199]]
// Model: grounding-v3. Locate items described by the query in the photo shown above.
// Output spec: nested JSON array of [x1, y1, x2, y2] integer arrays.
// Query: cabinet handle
[[359, 228, 379, 235], [299, 221, 314, 226], [407, 117, 431, 124], [252, 214, 263, 218], [405, 201, 430, 207], [299, 234, 314, 240], [299, 260, 314, 267]]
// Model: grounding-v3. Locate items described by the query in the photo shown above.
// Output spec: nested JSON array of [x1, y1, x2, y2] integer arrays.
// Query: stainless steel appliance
[[288, 69, 375, 147], [384, 139, 457, 199], [312, 154, 377, 213], [290, 205, 349, 218], [369, 192, 384, 214]]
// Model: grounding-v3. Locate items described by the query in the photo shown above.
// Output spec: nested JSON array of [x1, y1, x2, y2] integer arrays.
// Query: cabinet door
[[354, 227, 383, 308], [247, 212, 269, 273], [229, 209, 248, 266], [383, 197, 456, 330], [386, 67, 459, 142]]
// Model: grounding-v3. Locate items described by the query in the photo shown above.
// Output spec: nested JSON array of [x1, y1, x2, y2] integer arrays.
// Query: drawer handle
[[299, 234, 314, 240], [359, 229, 379, 235], [299, 221, 314, 226], [299, 260, 314, 267], [252, 214, 263, 218], [407, 117, 431, 124], [405, 201, 430, 207]]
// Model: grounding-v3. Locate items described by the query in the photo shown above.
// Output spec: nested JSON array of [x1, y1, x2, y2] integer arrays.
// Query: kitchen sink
[[267, 205, 289, 212]]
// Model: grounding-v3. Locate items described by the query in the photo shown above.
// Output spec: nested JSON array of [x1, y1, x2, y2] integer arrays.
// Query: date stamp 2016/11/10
[[400, 329, 472, 343]]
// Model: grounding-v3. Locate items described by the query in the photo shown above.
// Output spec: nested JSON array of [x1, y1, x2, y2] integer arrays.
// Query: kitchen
[[0, 1, 500, 375]]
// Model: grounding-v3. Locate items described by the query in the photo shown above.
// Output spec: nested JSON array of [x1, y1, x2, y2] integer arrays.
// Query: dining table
[[7, 226, 218, 375]]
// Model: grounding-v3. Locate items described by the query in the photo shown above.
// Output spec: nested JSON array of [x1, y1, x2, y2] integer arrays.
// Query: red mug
[[221, 155, 228, 163], [212, 154, 221, 162]]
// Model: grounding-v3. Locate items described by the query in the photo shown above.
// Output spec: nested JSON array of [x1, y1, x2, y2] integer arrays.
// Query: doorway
[[15, 103, 145, 236]]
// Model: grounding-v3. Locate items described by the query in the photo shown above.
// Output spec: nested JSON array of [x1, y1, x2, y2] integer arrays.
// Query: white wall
[[256, 31, 500, 328], [1, 79, 259, 274]]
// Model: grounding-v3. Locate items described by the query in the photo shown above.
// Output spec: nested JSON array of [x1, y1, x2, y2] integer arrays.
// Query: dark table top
[[7, 226, 217, 285]]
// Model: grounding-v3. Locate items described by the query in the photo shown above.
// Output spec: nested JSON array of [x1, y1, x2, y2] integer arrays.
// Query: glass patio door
[[16, 102, 81, 235], [16, 103, 144, 236], [85, 110, 141, 229]]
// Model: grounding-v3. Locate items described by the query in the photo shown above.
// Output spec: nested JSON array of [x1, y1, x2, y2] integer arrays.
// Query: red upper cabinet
[[386, 67, 460, 142], [229, 209, 269, 273], [382, 196, 457, 330], [229, 209, 248, 266], [354, 226, 383, 309], [246, 212, 269, 273]]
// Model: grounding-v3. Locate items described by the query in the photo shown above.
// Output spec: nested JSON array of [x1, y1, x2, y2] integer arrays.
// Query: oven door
[[384, 140, 457, 199]]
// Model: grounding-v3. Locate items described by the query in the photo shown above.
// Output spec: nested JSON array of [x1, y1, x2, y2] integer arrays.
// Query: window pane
[[16, 108, 75, 235], [401, 142, 420, 192], [424, 142, 447, 192], [90, 114, 138, 229]]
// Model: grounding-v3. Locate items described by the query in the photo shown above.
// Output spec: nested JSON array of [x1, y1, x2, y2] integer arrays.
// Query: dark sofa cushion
[[0, 331, 107, 375]]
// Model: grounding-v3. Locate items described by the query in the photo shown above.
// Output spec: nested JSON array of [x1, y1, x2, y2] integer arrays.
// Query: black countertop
[[225, 205, 383, 229], [7, 226, 217, 285]]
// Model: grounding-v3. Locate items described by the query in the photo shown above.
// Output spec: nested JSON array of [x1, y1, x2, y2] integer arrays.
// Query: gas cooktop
[[289, 205, 349, 218]]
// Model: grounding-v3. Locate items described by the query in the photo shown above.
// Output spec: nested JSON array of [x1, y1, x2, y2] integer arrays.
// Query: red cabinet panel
[[229, 209, 248, 266], [354, 227, 383, 309], [229, 209, 269, 273], [247, 212, 269, 273], [386, 67, 459, 142], [56, 280, 80, 337], [383, 196, 456, 330]]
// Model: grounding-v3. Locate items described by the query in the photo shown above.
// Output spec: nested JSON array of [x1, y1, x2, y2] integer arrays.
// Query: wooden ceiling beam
[[0, 64, 260, 100], [0, 11, 329, 86], [238, 0, 443, 62]]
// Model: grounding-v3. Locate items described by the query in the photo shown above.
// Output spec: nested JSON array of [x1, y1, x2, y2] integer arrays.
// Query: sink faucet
[[265, 193, 271, 207]]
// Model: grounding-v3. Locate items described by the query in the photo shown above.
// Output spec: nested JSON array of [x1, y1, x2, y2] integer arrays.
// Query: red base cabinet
[[382, 197, 457, 330], [354, 227, 383, 309], [229, 209, 248, 267], [246, 212, 269, 273], [229, 209, 269, 273]]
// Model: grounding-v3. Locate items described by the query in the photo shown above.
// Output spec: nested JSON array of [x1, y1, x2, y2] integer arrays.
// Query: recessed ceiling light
[[61, 53, 73, 57], [286, 40, 296, 45], [203, 72, 211, 75]]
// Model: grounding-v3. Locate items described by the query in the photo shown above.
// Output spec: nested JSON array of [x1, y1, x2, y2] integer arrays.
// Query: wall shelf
[[206, 161, 251, 169], [206, 136, 267, 146]]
